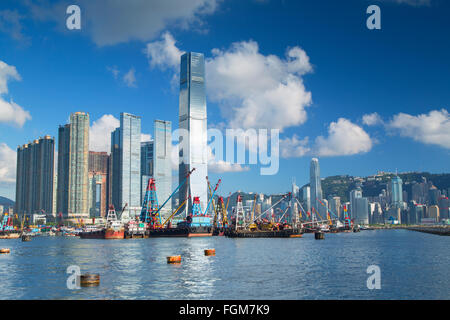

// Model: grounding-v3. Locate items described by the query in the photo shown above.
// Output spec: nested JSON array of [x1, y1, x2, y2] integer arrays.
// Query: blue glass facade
[[110, 113, 141, 219], [179, 52, 208, 214]]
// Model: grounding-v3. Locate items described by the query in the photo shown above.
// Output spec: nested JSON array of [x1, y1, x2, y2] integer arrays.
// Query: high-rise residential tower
[[15, 136, 55, 216], [57, 112, 90, 218], [310, 158, 323, 217], [179, 52, 208, 214], [110, 112, 141, 220]]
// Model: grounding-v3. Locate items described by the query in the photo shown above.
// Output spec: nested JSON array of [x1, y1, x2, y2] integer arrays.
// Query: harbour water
[[0, 229, 449, 300]]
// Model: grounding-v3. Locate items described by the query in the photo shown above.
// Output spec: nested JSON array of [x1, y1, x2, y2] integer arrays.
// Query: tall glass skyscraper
[[140, 120, 172, 219], [390, 175, 403, 207], [310, 158, 323, 217], [57, 112, 89, 218], [179, 52, 208, 214], [110, 112, 141, 220]]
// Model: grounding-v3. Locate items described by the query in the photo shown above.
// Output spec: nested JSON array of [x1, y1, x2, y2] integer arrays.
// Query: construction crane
[[243, 192, 290, 229], [202, 179, 221, 216], [140, 178, 160, 227]]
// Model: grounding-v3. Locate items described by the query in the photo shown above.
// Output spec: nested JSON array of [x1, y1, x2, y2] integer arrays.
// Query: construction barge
[[225, 228, 303, 238]]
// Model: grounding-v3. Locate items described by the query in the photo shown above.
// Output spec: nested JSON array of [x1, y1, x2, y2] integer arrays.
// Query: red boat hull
[[104, 228, 124, 239]]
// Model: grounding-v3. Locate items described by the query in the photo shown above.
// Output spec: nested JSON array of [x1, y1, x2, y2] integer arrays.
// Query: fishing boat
[[79, 205, 124, 239]]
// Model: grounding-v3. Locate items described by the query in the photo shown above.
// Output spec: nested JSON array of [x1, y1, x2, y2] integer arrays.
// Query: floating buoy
[[204, 249, 215, 256], [314, 232, 325, 240], [80, 273, 100, 287], [167, 255, 181, 264], [0, 248, 10, 254], [22, 235, 31, 242]]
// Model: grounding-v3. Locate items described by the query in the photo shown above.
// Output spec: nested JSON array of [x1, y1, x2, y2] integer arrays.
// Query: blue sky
[[0, 0, 449, 200]]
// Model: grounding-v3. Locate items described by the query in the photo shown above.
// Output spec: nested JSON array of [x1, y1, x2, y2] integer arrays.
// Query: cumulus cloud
[[0, 143, 16, 184], [145, 34, 313, 131], [0, 60, 31, 127], [89, 114, 120, 152], [386, 109, 450, 149], [280, 135, 310, 158], [314, 118, 373, 156], [25, 0, 219, 46], [145, 32, 185, 70], [90, 114, 153, 152], [207, 146, 250, 173], [362, 112, 383, 126], [123, 68, 137, 87]]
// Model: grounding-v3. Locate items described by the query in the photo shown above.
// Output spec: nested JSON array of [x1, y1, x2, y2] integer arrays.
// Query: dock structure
[[406, 226, 450, 236]]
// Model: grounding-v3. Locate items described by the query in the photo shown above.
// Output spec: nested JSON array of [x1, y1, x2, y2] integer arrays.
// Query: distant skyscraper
[[88, 151, 109, 217], [310, 158, 323, 216], [328, 196, 341, 219], [110, 112, 142, 220], [350, 188, 363, 218], [302, 186, 311, 214], [179, 52, 208, 214], [353, 197, 369, 225], [140, 120, 172, 219], [153, 120, 172, 218], [428, 186, 440, 206], [390, 175, 403, 207], [15, 136, 55, 216], [57, 112, 90, 218]]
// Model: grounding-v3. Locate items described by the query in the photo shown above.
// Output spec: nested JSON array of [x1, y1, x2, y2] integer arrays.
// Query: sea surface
[[0, 229, 449, 299]]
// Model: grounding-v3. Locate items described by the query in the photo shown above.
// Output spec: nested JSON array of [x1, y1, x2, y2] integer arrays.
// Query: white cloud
[[141, 133, 152, 142], [0, 60, 21, 95], [107, 65, 119, 79], [386, 109, 450, 149], [0, 60, 31, 127], [123, 68, 137, 87], [362, 112, 383, 126], [145, 32, 185, 70], [206, 41, 313, 130], [0, 143, 16, 184], [207, 144, 250, 173], [145, 34, 313, 131], [90, 114, 152, 152], [314, 118, 373, 156], [280, 135, 310, 158], [89, 114, 120, 152], [0, 98, 32, 127], [26, 0, 219, 46]]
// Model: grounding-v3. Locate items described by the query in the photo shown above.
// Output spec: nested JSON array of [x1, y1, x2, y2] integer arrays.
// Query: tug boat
[[79, 206, 124, 239]]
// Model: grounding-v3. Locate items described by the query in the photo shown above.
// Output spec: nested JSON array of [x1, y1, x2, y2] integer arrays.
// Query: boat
[[124, 220, 147, 238], [148, 214, 213, 237], [0, 230, 21, 239], [79, 205, 124, 239]]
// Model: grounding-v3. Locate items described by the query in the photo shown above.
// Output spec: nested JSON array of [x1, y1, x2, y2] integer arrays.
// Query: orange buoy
[[80, 273, 100, 287], [204, 249, 215, 256], [0, 248, 10, 254], [167, 255, 181, 264]]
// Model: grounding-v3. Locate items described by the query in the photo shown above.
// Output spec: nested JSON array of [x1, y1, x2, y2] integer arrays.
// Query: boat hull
[[79, 228, 124, 239], [148, 226, 213, 237], [0, 231, 21, 239], [225, 228, 303, 238]]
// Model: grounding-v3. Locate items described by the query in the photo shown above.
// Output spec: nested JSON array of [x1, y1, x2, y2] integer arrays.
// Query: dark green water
[[0, 229, 448, 299]]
